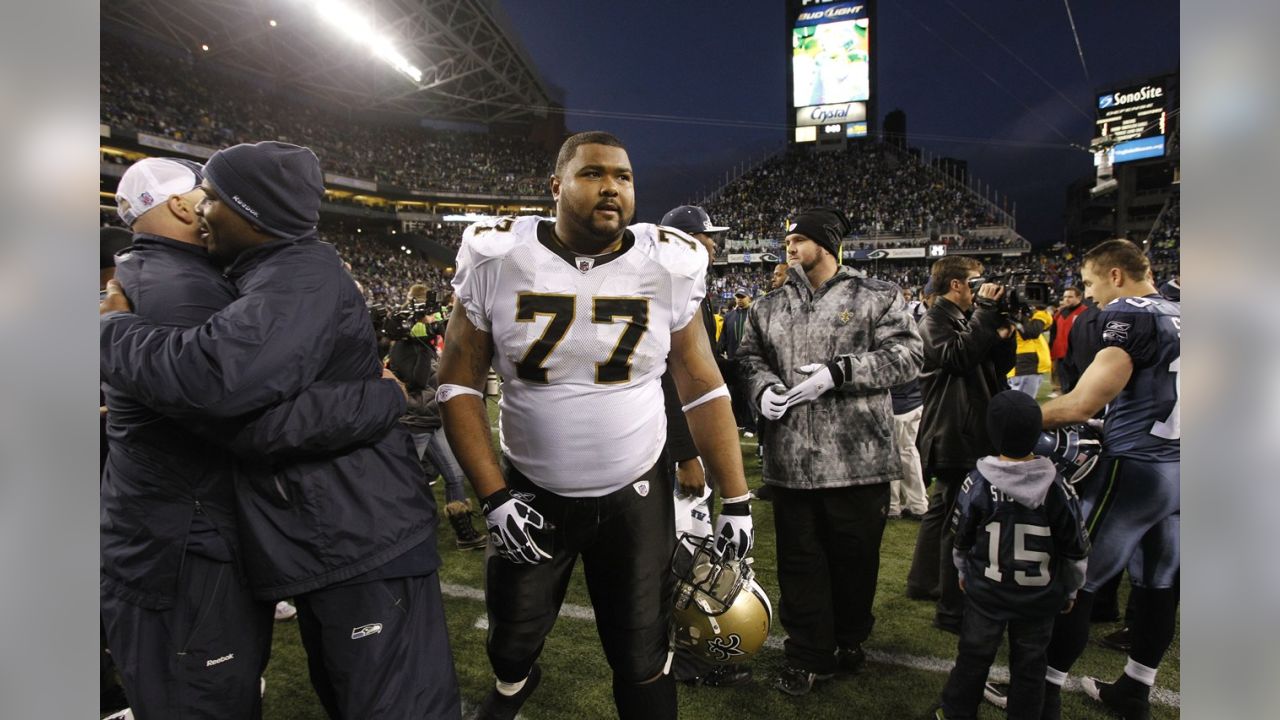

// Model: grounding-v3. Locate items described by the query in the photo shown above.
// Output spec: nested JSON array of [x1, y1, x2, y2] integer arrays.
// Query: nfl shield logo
[[633, 480, 650, 497], [140, 191, 154, 207], [576, 257, 594, 272]]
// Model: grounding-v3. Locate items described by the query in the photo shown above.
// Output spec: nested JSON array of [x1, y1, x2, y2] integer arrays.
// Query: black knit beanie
[[987, 390, 1044, 458], [204, 141, 324, 239], [786, 207, 852, 258]]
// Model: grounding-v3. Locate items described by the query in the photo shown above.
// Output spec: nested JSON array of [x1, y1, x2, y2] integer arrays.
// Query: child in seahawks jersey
[[934, 391, 1090, 720]]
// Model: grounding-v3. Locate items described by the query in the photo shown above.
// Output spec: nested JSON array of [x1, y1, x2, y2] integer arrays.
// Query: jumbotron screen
[[791, 2, 870, 140]]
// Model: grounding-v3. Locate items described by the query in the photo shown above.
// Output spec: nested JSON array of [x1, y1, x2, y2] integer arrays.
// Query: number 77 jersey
[[452, 216, 708, 497], [1097, 294, 1180, 462]]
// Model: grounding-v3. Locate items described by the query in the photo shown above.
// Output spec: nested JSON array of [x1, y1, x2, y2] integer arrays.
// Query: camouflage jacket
[[737, 266, 923, 489]]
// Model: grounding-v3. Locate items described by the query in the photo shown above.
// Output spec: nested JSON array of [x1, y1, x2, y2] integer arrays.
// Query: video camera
[[368, 297, 441, 342], [967, 272, 1057, 318]]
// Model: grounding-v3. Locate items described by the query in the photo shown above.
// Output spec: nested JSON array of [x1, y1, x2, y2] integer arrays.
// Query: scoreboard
[[789, 0, 874, 144], [1096, 76, 1172, 164]]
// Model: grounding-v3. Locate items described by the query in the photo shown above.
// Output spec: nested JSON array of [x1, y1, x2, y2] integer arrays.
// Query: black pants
[[725, 359, 758, 433], [295, 572, 460, 720], [941, 598, 1055, 720], [772, 483, 890, 673], [101, 554, 273, 720], [906, 468, 968, 625], [486, 463, 675, 692]]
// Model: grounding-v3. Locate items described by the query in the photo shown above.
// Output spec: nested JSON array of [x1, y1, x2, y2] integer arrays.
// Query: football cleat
[[1098, 626, 1132, 653], [1034, 424, 1103, 484], [671, 533, 772, 665], [774, 665, 833, 696], [1081, 675, 1152, 720]]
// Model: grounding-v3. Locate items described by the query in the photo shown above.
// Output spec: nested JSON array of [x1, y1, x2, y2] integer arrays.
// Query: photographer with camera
[[387, 301, 487, 550], [906, 256, 1015, 634]]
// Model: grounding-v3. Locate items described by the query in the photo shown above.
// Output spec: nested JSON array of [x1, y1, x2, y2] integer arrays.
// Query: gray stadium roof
[[102, 0, 559, 124]]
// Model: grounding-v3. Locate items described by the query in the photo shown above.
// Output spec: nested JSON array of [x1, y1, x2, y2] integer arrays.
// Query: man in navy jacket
[[101, 157, 411, 719], [101, 144, 460, 719]]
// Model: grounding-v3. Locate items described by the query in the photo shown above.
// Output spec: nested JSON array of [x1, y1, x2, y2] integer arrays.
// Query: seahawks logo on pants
[[705, 634, 745, 662]]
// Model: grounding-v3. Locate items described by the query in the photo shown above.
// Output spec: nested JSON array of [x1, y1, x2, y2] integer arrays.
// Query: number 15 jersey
[[452, 216, 708, 497]]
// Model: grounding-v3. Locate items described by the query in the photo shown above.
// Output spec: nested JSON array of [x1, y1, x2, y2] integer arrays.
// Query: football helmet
[[671, 533, 772, 665], [1034, 424, 1103, 484]]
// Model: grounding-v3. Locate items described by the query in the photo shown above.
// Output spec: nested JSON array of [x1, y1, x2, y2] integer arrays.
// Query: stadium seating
[[100, 37, 551, 197], [704, 143, 1007, 241]]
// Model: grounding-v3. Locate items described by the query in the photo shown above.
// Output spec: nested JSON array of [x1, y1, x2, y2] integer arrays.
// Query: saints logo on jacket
[[452, 216, 707, 497]]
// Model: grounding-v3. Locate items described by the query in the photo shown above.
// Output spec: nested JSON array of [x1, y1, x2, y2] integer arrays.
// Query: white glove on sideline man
[[759, 384, 790, 420]]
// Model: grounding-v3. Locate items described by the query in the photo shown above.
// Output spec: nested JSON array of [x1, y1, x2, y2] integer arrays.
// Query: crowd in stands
[[100, 37, 551, 197], [707, 266, 775, 302], [704, 143, 1003, 241], [332, 233, 453, 307]]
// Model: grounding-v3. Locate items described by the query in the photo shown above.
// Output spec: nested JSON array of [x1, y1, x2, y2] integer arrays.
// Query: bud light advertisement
[[792, 2, 870, 108]]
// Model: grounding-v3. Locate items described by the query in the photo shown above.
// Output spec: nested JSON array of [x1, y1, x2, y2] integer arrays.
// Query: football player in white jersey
[[438, 131, 752, 720]]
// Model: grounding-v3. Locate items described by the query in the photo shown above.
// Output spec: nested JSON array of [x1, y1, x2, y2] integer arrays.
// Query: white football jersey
[[452, 216, 708, 497]]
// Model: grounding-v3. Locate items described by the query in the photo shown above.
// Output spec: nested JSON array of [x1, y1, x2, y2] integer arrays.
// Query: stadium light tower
[[314, 0, 423, 84]]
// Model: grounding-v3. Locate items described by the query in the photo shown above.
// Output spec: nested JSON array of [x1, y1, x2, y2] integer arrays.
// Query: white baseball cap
[[115, 157, 204, 227]]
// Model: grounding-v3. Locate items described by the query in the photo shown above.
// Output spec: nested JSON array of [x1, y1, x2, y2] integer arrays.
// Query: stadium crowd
[[100, 37, 550, 196], [704, 143, 1004, 240], [332, 233, 452, 307]]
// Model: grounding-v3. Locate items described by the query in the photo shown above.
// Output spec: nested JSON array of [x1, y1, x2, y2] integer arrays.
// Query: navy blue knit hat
[[987, 390, 1044, 458], [204, 141, 324, 239]]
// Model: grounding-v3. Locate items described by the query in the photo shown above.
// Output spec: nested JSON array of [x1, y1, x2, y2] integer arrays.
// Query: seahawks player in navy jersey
[[1035, 239, 1179, 720]]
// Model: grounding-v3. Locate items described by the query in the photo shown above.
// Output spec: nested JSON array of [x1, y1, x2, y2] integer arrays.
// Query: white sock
[[1124, 658, 1158, 687], [495, 676, 528, 697], [1045, 666, 1068, 687]]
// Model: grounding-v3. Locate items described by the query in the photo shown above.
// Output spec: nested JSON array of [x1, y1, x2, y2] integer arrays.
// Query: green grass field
[[258, 386, 1178, 719]]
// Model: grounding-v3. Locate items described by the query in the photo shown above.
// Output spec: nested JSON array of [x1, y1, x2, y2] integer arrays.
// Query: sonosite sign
[[1096, 77, 1171, 164], [790, 0, 873, 143]]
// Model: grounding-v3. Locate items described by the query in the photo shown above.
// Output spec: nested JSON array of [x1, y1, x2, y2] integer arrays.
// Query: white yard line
[[441, 583, 1179, 708]]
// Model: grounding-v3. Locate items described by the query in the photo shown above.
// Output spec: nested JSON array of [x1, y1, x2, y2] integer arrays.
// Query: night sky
[[498, 0, 1179, 247]]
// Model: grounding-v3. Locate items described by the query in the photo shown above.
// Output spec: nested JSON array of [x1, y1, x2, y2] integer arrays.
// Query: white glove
[[714, 501, 754, 560], [785, 363, 837, 406], [480, 488, 552, 565], [760, 384, 790, 420]]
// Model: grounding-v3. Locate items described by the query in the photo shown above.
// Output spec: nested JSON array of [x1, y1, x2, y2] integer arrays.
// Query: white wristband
[[681, 384, 729, 413], [722, 493, 751, 504], [437, 383, 483, 403]]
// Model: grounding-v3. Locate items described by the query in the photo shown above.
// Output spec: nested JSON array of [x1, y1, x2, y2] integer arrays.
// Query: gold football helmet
[[671, 533, 772, 665]]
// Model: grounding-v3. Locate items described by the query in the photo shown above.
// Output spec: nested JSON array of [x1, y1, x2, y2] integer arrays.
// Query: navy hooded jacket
[[101, 234, 438, 599]]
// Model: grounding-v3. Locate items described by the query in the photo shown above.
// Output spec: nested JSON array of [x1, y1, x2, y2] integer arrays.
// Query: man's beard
[[566, 205, 629, 251]]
